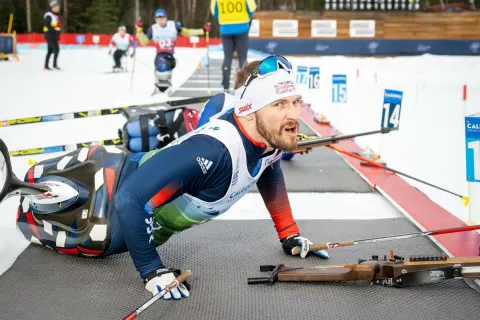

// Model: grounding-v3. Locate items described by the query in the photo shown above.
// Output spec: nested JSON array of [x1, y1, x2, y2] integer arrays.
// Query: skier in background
[[43, 1, 61, 70], [108, 25, 137, 72], [136, 8, 211, 95]]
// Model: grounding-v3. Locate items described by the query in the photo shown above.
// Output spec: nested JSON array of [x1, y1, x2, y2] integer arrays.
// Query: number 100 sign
[[381, 89, 403, 129], [465, 116, 480, 182]]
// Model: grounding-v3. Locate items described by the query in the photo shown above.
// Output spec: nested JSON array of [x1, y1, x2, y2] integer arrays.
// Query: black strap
[[139, 115, 149, 152], [154, 109, 170, 147], [167, 110, 185, 140]]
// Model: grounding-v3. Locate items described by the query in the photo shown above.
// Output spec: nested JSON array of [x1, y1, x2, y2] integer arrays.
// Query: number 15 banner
[[465, 115, 480, 182], [332, 74, 347, 103], [381, 89, 403, 129]]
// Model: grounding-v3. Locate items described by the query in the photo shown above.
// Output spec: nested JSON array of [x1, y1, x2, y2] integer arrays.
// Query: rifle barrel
[[297, 128, 394, 149], [293, 224, 480, 255]]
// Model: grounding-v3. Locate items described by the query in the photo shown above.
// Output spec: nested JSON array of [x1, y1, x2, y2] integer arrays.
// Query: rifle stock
[[248, 254, 480, 288]]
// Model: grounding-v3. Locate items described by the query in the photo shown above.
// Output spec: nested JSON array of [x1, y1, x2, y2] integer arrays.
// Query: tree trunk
[[26, 0, 31, 33], [182, 0, 187, 23], [191, 0, 197, 25], [134, 0, 139, 22], [173, 0, 178, 21], [63, 0, 68, 32]]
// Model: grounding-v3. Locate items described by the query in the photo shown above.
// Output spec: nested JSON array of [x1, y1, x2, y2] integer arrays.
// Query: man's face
[[119, 28, 126, 36], [155, 17, 167, 26], [255, 95, 302, 151], [52, 5, 60, 13]]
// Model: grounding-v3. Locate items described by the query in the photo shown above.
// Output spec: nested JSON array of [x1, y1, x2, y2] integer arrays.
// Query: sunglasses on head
[[240, 55, 293, 99]]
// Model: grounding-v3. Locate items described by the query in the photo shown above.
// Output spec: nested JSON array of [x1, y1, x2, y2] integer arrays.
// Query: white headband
[[234, 69, 301, 116]]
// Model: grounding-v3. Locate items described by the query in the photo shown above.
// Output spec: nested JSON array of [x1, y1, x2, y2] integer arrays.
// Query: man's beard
[[256, 115, 297, 151]]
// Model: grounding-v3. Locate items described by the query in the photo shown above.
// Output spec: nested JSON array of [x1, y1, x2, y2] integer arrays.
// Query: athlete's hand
[[203, 23, 211, 33], [144, 268, 190, 299], [281, 234, 329, 259]]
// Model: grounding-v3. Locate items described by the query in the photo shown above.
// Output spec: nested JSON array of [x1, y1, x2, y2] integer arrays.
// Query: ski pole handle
[[291, 242, 355, 255], [292, 243, 329, 256], [123, 270, 192, 320]]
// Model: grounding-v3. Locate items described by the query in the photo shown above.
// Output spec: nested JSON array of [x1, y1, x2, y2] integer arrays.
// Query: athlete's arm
[[197, 93, 227, 128], [210, 0, 219, 20], [129, 35, 137, 56], [256, 157, 300, 240], [44, 15, 55, 32], [113, 135, 231, 279], [246, 0, 257, 18], [136, 26, 152, 46], [176, 21, 207, 37], [109, 34, 115, 51]]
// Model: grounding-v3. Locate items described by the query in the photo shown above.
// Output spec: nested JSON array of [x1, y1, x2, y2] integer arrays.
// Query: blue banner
[[465, 116, 480, 182], [332, 74, 347, 103], [309, 67, 320, 89], [249, 39, 480, 56], [296, 66, 308, 85], [381, 90, 403, 129]]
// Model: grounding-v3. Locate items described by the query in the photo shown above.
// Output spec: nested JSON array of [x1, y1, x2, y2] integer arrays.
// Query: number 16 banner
[[332, 74, 347, 103], [465, 115, 480, 182], [309, 67, 320, 89], [381, 89, 403, 129]]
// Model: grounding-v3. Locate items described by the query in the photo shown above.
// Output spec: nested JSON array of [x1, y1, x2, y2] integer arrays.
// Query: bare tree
[[173, 0, 178, 21], [135, 0, 139, 21], [63, 0, 68, 31], [26, 0, 31, 32], [191, 0, 197, 25]]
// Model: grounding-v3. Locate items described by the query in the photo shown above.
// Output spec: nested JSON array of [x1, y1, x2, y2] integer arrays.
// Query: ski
[[9, 139, 122, 157], [0, 96, 212, 127]]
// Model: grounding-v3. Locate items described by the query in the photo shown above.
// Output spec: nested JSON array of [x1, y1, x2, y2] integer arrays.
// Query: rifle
[[289, 127, 396, 155], [247, 251, 480, 288]]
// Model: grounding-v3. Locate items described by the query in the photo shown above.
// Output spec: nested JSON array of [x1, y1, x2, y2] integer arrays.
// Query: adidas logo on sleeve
[[196, 157, 213, 174]]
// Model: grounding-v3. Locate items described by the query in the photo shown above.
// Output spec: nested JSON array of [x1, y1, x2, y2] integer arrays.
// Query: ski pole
[[206, 23, 211, 95], [293, 224, 480, 255], [328, 144, 470, 207], [123, 270, 192, 320], [130, 44, 137, 92]]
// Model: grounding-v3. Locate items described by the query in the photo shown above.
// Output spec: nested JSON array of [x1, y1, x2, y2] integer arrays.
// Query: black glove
[[281, 234, 329, 259]]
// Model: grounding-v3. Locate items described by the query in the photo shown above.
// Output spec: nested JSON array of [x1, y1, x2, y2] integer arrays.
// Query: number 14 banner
[[381, 89, 403, 129], [465, 115, 480, 182]]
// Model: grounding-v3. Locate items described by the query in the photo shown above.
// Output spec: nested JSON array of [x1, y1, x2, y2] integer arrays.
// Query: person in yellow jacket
[[43, 1, 61, 70], [210, 0, 257, 92]]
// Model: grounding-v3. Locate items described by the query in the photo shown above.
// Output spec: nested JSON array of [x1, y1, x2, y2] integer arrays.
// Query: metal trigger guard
[[247, 264, 284, 285]]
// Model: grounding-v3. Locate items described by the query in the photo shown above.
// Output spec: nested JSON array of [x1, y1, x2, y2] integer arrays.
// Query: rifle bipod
[[247, 251, 480, 289]]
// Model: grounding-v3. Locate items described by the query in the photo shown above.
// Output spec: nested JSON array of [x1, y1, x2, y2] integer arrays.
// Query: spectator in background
[[210, 0, 257, 92], [43, 1, 61, 70]]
